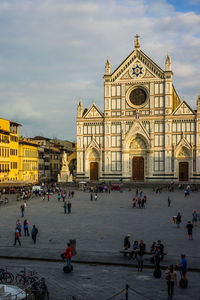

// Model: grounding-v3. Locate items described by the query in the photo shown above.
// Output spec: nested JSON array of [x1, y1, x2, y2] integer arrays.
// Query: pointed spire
[[77, 98, 83, 117], [165, 53, 171, 71], [105, 56, 111, 75], [78, 98, 83, 106], [134, 34, 140, 49]]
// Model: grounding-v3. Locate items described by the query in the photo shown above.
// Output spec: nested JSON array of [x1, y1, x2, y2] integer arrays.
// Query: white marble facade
[[76, 36, 200, 182]]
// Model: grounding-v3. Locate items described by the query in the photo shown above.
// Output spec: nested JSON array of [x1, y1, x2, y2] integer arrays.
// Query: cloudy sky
[[0, 0, 200, 141]]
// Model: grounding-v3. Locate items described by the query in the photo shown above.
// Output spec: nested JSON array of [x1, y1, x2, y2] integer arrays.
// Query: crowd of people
[[123, 234, 165, 271], [12, 183, 76, 247]]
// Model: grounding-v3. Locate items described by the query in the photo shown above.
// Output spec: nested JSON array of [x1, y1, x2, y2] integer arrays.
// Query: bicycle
[[0, 268, 14, 284], [15, 269, 39, 285]]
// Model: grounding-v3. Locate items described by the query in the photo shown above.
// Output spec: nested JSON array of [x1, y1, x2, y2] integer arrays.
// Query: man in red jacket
[[64, 243, 72, 270]]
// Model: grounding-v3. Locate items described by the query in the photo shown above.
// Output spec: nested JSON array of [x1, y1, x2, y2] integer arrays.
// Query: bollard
[[125, 284, 129, 300], [70, 239, 77, 256]]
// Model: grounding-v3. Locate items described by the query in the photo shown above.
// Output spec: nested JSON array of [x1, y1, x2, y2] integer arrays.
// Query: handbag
[[165, 273, 170, 281], [61, 253, 65, 260]]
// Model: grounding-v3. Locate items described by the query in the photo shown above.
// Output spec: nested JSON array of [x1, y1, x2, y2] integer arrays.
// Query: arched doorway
[[87, 147, 100, 181], [179, 162, 188, 181], [90, 162, 98, 181], [130, 135, 146, 181], [132, 157, 144, 181], [176, 146, 190, 182]]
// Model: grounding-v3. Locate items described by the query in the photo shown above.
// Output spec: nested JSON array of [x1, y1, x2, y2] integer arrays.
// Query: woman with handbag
[[165, 265, 177, 300]]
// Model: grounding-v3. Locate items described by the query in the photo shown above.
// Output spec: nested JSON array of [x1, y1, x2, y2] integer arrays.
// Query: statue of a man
[[62, 152, 68, 167]]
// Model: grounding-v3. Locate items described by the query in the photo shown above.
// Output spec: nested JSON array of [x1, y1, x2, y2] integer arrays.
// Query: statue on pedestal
[[57, 151, 73, 183]]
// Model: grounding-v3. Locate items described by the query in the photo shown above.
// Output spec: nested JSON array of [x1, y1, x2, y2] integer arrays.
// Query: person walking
[[20, 204, 25, 218], [90, 193, 93, 201], [192, 210, 198, 226], [16, 219, 22, 236], [62, 192, 66, 202], [176, 212, 181, 228], [58, 192, 61, 202], [14, 227, 21, 246], [47, 192, 50, 201], [168, 197, 171, 207], [186, 221, 193, 240], [67, 201, 71, 214], [64, 201, 67, 214], [23, 219, 29, 236], [165, 265, 177, 300], [64, 243, 73, 270], [31, 225, 38, 244]]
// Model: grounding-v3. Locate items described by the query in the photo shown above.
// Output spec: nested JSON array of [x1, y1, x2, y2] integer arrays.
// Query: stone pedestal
[[57, 152, 73, 183]]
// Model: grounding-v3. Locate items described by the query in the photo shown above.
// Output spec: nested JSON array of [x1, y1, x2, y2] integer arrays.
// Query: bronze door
[[90, 162, 98, 181], [179, 162, 188, 181], [132, 157, 144, 181]]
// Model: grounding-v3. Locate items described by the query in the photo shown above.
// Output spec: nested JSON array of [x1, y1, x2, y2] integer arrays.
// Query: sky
[[0, 0, 200, 141]]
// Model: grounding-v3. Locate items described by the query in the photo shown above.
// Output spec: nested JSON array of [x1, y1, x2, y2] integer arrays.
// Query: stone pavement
[[0, 258, 200, 300], [0, 187, 200, 270]]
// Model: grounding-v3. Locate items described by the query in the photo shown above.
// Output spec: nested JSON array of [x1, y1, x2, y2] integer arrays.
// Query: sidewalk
[[0, 246, 199, 272]]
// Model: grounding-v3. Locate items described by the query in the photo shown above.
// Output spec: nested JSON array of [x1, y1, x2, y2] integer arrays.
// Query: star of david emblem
[[132, 65, 143, 77]]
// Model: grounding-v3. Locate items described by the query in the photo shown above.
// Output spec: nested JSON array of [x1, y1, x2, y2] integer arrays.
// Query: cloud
[[0, 0, 199, 140]]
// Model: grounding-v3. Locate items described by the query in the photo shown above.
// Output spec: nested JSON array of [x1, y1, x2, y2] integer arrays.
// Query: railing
[[0, 265, 49, 300]]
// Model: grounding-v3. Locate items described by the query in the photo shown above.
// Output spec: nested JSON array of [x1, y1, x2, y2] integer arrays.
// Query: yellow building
[[0, 117, 39, 185], [9, 122, 20, 181], [18, 138, 38, 183], [0, 118, 20, 183]]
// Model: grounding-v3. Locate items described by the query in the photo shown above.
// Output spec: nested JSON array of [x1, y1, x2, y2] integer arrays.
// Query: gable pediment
[[123, 120, 150, 149], [173, 100, 195, 116], [112, 49, 164, 82], [83, 104, 103, 119], [87, 137, 100, 151], [175, 137, 192, 158]]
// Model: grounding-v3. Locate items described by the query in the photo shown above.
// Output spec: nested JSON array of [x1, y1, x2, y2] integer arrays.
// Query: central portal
[[90, 162, 98, 181], [132, 157, 144, 181], [179, 162, 188, 181]]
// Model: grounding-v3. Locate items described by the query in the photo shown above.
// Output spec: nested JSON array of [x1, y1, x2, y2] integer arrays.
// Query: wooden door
[[132, 157, 144, 181], [90, 162, 98, 181], [179, 162, 188, 181]]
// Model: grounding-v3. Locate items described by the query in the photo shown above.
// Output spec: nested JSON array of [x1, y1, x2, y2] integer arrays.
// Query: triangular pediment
[[112, 49, 164, 82], [87, 137, 100, 150], [123, 120, 150, 149], [175, 137, 192, 157], [83, 103, 103, 119], [173, 100, 195, 115], [86, 137, 101, 158]]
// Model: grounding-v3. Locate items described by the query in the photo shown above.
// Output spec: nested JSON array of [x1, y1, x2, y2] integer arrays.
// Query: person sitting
[[131, 240, 139, 260], [157, 240, 165, 261], [123, 234, 131, 256], [150, 242, 156, 263]]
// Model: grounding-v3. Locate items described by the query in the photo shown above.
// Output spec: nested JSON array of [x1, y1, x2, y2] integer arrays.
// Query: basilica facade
[[76, 36, 200, 182]]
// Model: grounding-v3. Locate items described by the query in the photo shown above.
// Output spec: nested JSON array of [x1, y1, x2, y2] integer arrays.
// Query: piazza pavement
[[0, 186, 200, 299]]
